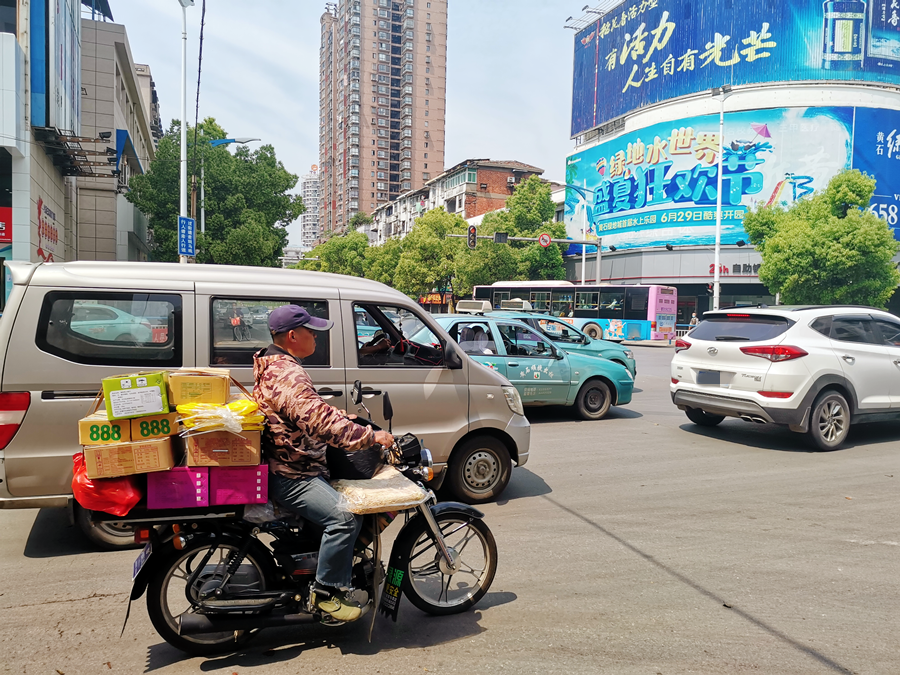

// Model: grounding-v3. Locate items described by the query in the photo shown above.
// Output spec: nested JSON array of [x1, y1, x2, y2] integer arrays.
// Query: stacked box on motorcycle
[[208, 465, 267, 505], [166, 370, 230, 406], [184, 431, 261, 467], [147, 467, 209, 509]]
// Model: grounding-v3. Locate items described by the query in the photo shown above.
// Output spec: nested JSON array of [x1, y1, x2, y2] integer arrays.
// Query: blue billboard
[[565, 106, 900, 251], [571, 0, 900, 136]]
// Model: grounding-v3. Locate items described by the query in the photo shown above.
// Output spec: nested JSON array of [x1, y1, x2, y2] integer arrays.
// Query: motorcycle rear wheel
[[146, 539, 274, 656], [400, 513, 497, 616]]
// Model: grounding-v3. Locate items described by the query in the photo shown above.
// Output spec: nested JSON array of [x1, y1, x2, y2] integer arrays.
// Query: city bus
[[472, 281, 677, 341]]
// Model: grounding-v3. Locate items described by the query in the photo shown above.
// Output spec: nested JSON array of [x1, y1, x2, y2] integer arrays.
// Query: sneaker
[[312, 587, 363, 622]]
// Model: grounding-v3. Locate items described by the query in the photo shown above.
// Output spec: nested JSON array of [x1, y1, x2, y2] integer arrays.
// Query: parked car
[[489, 310, 637, 378], [70, 303, 153, 344], [670, 306, 900, 450], [249, 305, 270, 323], [416, 314, 634, 420], [0, 261, 530, 548]]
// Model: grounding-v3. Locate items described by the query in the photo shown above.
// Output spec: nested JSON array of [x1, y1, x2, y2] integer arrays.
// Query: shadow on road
[[525, 405, 643, 425], [678, 418, 900, 453], [144, 592, 516, 672], [495, 468, 551, 505], [23, 507, 94, 558]]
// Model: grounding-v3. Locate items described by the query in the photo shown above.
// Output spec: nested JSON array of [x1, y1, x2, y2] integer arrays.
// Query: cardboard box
[[77, 411, 131, 445], [102, 372, 169, 420], [147, 467, 209, 509], [185, 430, 261, 467], [131, 412, 180, 440], [209, 465, 268, 505], [167, 369, 231, 406], [82, 437, 175, 479]]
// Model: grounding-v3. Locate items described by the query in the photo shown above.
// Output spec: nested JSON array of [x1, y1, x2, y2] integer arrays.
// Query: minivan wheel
[[685, 407, 725, 427], [75, 504, 139, 551], [583, 323, 603, 340], [448, 436, 512, 504], [575, 379, 612, 420], [808, 391, 850, 451]]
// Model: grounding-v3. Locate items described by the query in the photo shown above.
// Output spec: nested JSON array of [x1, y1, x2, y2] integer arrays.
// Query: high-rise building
[[318, 0, 447, 238], [299, 166, 320, 248]]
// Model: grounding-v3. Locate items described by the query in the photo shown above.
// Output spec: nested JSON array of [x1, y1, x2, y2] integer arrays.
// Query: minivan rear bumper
[[672, 388, 807, 427]]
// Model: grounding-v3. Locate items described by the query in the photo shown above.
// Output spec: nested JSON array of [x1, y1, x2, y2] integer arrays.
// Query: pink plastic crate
[[147, 467, 208, 509], [209, 465, 268, 505]]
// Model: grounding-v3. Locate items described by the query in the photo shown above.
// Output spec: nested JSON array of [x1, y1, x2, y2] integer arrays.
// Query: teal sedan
[[489, 311, 637, 378], [423, 315, 634, 420]]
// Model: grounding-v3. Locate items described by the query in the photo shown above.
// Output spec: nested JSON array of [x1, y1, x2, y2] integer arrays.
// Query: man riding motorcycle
[[253, 305, 394, 621]]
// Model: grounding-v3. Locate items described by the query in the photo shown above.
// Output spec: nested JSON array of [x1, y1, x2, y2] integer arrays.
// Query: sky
[[105, 0, 584, 245]]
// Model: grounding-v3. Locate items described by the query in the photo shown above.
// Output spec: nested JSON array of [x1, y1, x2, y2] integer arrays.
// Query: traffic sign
[[538, 233, 551, 248], [178, 216, 196, 257]]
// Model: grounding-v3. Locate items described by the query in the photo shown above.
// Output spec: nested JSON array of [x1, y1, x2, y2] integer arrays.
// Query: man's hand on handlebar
[[373, 429, 394, 450]]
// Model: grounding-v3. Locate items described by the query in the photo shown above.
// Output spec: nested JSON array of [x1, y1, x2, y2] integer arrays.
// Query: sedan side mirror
[[554, 348, 566, 360]]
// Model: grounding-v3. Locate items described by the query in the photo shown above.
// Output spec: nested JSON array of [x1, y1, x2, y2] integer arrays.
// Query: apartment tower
[[318, 0, 447, 237], [299, 165, 320, 247]]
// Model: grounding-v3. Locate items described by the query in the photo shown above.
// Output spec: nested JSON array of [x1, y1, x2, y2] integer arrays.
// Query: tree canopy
[[295, 175, 568, 298], [743, 169, 900, 307], [127, 118, 304, 266]]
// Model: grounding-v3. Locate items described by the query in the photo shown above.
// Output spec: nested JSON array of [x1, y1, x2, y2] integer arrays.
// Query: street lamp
[[711, 84, 733, 310], [199, 138, 260, 236], [178, 0, 194, 264]]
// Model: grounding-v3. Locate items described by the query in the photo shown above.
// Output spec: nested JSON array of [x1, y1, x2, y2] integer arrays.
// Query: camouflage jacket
[[253, 345, 375, 480]]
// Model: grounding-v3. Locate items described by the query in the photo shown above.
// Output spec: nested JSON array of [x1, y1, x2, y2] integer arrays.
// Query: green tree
[[127, 118, 303, 266], [743, 169, 900, 306], [453, 210, 519, 297], [298, 229, 369, 277], [364, 236, 403, 286], [393, 208, 465, 298], [348, 211, 374, 232]]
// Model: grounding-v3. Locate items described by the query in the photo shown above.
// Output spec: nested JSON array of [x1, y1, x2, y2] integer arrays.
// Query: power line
[[190, 0, 207, 180]]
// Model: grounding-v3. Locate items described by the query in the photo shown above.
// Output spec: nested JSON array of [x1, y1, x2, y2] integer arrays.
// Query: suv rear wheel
[[685, 407, 725, 427], [808, 391, 850, 451]]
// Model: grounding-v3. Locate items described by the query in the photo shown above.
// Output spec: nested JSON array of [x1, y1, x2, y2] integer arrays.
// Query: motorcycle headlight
[[623, 349, 634, 359], [502, 386, 525, 416]]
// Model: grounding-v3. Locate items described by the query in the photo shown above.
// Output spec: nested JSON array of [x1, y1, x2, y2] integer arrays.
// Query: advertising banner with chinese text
[[565, 106, 900, 251], [572, 0, 900, 136]]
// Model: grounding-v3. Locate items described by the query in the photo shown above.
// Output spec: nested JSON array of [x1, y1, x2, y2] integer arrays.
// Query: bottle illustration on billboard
[[822, 1, 867, 70]]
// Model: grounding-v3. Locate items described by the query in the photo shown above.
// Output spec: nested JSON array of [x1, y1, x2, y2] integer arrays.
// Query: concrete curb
[[622, 340, 676, 348]]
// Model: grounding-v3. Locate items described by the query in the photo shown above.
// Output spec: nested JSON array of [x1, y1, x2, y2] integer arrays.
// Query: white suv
[[670, 306, 900, 450]]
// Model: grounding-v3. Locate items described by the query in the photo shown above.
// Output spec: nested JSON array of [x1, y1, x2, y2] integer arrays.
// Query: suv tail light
[[0, 392, 31, 450], [740, 345, 808, 362], [674, 339, 691, 353]]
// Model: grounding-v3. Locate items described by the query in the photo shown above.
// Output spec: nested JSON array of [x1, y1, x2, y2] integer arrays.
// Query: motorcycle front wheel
[[146, 539, 274, 656], [400, 513, 497, 616]]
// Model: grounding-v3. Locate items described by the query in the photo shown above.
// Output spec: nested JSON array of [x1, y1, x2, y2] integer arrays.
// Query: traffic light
[[493, 231, 508, 244], [467, 225, 478, 249], [706, 283, 714, 295]]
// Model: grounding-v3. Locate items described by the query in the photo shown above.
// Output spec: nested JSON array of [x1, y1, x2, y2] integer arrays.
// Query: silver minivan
[[0, 261, 530, 547]]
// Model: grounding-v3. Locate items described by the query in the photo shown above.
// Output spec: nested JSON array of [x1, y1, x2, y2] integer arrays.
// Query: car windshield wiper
[[714, 335, 751, 341]]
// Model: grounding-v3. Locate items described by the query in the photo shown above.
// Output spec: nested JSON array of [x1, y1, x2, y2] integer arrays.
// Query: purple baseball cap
[[268, 305, 334, 334]]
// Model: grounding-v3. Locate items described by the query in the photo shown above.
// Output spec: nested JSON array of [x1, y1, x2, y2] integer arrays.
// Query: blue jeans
[[269, 473, 363, 589]]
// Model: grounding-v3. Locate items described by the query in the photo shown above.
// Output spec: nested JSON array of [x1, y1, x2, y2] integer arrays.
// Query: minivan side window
[[210, 298, 330, 367], [354, 303, 443, 367], [36, 292, 182, 367]]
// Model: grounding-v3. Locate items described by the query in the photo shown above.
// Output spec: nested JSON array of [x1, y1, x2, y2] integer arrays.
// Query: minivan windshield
[[689, 314, 793, 342]]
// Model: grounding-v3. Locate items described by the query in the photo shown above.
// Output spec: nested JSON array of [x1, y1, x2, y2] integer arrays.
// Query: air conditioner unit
[[507, 177, 515, 184]]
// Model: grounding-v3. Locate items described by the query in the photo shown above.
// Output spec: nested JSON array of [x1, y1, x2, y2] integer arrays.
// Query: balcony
[[401, 117, 412, 128]]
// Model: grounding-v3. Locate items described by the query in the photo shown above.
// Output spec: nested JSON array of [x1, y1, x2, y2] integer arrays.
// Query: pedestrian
[[689, 312, 699, 327]]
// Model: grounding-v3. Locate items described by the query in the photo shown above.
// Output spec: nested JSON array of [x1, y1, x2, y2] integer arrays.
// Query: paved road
[[1, 346, 897, 674]]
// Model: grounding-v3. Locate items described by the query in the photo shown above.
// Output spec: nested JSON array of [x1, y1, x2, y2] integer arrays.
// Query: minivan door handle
[[893, 359, 900, 366], [361, 388, 382, 397], [316, 389, 343, 398], [841, 354, 855, 363]]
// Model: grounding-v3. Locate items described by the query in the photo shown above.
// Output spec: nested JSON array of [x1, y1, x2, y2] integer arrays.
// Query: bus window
[[575, 292, 598, 311], [530, 292, 550, 312], [624, 287, 650, 320], [598, 290, 625, 319], [492, 291, 510, 309], [551, 291, 574, 317]]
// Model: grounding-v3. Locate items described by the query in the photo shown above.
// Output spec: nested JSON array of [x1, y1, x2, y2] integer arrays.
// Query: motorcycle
[[113, 382, 498, 655]]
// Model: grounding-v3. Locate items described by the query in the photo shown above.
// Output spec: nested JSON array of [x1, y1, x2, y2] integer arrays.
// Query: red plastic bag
[[71, 453, 143, 517]]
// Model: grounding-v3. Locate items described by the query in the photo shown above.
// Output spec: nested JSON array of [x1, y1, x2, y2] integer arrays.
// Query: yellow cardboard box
[[167, 369, 231, 406], [131, 412, 180, 440], [82, 437, 176, 479], [101, 371, 169, 420], [77, 412, 131, 445], [185, 431, 261, 467]]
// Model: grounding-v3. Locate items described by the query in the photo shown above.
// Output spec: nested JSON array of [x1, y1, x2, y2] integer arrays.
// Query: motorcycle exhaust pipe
[[179, 612, 317, 635]]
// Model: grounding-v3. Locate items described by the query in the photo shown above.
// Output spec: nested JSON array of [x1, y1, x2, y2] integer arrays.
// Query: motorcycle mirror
[[382, 391, 393, 424], [351, 380, 363, 405]]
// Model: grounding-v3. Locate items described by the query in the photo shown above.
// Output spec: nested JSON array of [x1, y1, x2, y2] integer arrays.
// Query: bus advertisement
[[473, 281, 677, 341]]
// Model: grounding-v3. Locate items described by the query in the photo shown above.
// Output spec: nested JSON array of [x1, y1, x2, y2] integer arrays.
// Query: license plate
[[133, 542, 152, 580], [697, 370, 720, 385]]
